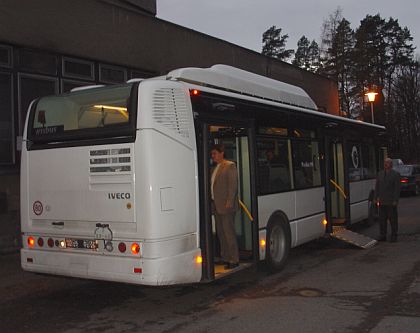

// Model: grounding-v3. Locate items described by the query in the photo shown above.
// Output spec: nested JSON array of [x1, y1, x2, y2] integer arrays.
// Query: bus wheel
[[266, 217, 291, 272]]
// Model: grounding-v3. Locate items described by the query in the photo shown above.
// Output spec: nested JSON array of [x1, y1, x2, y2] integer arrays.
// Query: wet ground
[[1, 195, 419, 333]]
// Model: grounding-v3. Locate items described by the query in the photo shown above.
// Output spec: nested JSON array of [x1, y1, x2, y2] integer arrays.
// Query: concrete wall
[[0, 175, 20, 253]]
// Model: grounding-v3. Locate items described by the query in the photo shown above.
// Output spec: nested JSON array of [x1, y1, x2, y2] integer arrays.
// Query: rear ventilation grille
[[89, 148, 131, 173], [152, 88, 190, 138]]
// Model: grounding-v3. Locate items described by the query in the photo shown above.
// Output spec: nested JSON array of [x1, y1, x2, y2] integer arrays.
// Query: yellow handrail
[[329, 179, 347, 199], [238, 199, 254, 222]]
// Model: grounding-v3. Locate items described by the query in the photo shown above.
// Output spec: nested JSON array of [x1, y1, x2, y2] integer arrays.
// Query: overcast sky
[[157, 1, 419, 57]]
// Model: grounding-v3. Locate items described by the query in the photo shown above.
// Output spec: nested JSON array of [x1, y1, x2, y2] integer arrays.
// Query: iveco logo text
[[108, 193, 131, 199]]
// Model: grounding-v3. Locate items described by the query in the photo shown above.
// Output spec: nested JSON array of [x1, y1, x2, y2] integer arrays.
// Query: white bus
[[20, 65, 386, 285]]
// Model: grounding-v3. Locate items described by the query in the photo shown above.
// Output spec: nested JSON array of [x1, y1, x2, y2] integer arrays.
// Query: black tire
[[266, 214, 291, 272]]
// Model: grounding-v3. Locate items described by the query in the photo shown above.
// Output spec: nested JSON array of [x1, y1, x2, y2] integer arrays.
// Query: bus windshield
[[29, 84, 135, 144]]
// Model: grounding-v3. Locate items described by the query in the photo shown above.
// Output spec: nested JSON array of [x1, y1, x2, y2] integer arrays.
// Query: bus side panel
[[349, 179, 375, 223], [135, 129, 198, 240], [295, 187, 325, 246], [257, 193, 296, 246], [257, 187, 326, 249], [136, 80, 199, 242]]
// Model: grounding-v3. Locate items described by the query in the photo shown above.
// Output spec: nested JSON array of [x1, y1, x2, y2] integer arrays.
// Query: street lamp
[[365, 92, 378, 124]]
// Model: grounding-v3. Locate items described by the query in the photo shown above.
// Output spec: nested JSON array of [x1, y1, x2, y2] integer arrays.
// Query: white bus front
[[21, 81, 202, 285]]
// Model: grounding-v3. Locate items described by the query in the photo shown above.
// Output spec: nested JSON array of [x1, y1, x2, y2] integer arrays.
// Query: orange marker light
[[195, 255, 203, 264], [131, 243, 140, 255], [28, 236, 35, 248], [322, 219, 328, 226], [191, 89, 200, 96], [260, 239, 266, 247]]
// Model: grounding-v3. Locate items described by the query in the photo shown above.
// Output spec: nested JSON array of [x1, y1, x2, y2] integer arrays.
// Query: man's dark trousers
[[379, 204, 398, 239]]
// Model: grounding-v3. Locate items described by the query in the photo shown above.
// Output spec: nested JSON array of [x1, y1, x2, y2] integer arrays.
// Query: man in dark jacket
[[375, 158, 401, 242]]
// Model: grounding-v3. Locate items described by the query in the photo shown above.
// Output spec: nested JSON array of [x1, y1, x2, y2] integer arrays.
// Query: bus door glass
[[208, 125, 254, 275], [329, 140, 347, 224]]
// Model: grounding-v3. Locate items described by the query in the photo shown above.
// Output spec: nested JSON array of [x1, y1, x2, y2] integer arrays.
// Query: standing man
[[210, 144, 239, 269], [375, 158, 401, 242]]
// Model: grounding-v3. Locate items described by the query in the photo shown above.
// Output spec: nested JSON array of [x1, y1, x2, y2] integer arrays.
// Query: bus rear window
[[29, 84, 135, 143]]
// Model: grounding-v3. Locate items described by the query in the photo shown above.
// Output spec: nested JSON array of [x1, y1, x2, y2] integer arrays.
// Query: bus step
[[331, 227, 377, 249]]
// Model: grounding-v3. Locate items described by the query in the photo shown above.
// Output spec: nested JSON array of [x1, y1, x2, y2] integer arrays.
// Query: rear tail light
[[131, 243, 140, 255], [47, 238, 54, 247], [28, 236, 35, 248], [37, 237, 44, 247], [118, 242, 127, 253], [401, 178, 408, 183]]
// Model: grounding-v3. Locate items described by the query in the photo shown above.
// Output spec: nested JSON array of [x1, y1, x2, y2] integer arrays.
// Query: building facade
[[0, 0, 339, 251]]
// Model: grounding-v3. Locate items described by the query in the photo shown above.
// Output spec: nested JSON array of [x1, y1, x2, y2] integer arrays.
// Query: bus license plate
[[65, 238, 98, 250]]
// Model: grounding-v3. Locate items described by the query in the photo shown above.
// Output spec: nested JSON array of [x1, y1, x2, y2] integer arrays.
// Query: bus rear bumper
[[21, 248, 202, 286]]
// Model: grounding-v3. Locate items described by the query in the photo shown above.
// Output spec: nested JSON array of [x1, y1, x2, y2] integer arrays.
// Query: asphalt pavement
[[0, 194, 419, 333]]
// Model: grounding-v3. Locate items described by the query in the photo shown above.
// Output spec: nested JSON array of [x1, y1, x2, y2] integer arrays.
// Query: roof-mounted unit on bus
[[167, 64, 318, 111], [126, 78, 144, 84], [70, 85, 105, 92]]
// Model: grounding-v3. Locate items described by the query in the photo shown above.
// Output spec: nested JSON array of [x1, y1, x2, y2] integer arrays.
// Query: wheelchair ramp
[[331, 227, 377, 249]]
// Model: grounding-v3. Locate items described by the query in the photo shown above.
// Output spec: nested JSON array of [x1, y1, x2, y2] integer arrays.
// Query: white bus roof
[[165, 64, 385, 130], [167, 64, 317, 111]]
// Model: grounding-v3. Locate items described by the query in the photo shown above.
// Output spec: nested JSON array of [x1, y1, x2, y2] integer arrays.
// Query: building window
[[257, 138, 292, 194], [99, 64, 127, 84], [18, 49, 58, 75], [0, 72, 13, 164], [292, 140, 321, 189], [0, 45, 12, 68], [130, 69, 156, 79], [18, 74, 58, 134], [61, 79, 95, 93], [348, 143, 362, 181], [62, 57, 94, 81]]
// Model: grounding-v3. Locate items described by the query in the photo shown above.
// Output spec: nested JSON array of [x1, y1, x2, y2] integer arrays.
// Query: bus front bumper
[[21, 248, 202, 286]]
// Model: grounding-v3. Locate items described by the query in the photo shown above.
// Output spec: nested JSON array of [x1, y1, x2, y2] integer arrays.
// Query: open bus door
[[197, 121, 258, 281], [325, 137, 350, 231]]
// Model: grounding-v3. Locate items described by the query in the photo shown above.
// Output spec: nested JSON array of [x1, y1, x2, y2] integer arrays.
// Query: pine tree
[[293, 36, 320, 72], [389, 61, 420, 160], [293, 36, 310, 68], [321, 18, 355, 116], [352, 15, 415, 124], [262, 25, 294, 61], [319, 7, 343, 72], [351, 15, 388, 122], [308, 40, 321, 72]]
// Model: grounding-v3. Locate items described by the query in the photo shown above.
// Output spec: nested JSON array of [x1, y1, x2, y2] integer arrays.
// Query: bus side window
[[361, 144, 377, 179], [291, 140, 321, 189], [256, 137, 292, 194]]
